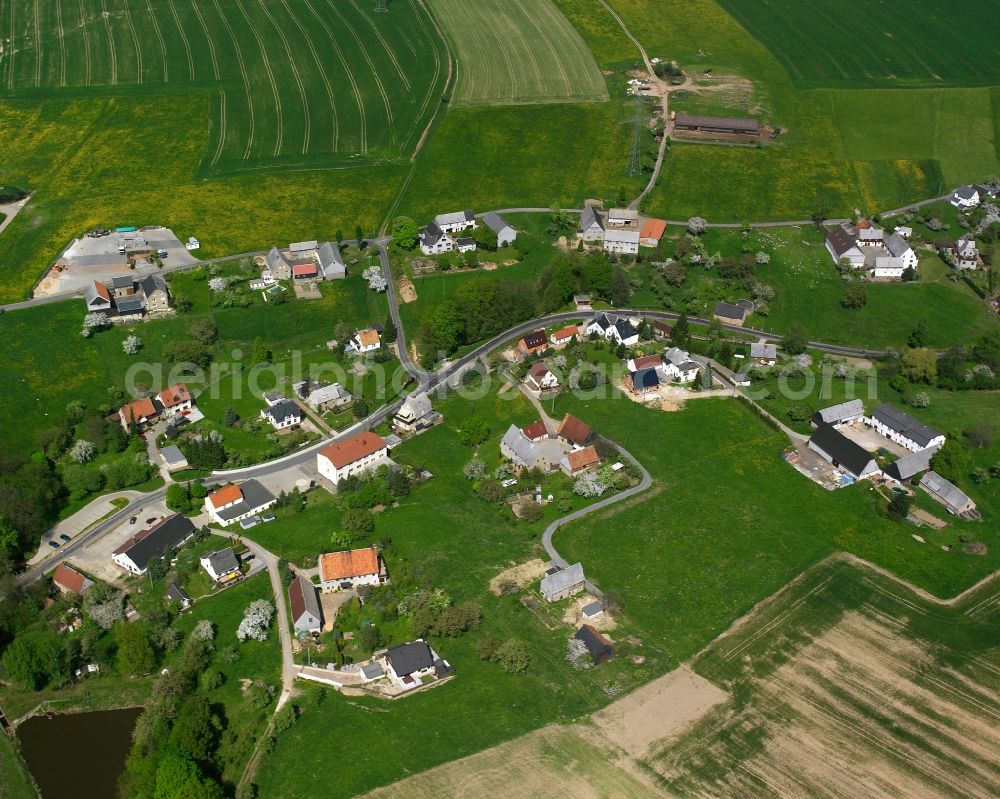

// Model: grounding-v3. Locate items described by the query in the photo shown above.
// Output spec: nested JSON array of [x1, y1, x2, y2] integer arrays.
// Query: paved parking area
[[37, 226, 199, 296], [68, 500, 170, 584]]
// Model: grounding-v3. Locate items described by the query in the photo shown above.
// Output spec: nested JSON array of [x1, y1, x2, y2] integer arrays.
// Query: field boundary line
[[345, 0, 409, 91], [189, 0, 220, 80], [55, 0, 67, 85], [257, 0, 309, 155], [233, 0, 283, 156], [122, 0, 142, 83], [303, 0, 365, 154], [77, 0, 91, 85], [210, 0, 255, 159], [165, 0, 193, 80], [323, 0, 393, 126], [145, 0, 168, 82], [279, 0, 338, 152], [100, 0, 117, 85]]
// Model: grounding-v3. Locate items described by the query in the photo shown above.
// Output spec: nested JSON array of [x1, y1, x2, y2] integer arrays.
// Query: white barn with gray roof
[[482, 211, 516, 246], [812, 399, 865, 429]]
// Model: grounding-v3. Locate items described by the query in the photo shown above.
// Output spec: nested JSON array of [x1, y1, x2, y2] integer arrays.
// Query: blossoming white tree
[[362, 265, 387, 292], [122, 335, 143, 354], [236, 599, 275, 642], [70, 439, 97, 464]]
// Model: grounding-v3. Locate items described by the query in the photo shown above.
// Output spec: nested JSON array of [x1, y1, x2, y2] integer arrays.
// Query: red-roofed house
[[515, 330, 548, 359], [318, 546, 384, 592], [525, 361, 560, 392], [521, 421, 548, 442], [626, 353, 663, 372], [158, 384, 193, 417], [52, 563, 94, 595], [118, 396, 161, 430], [550, 325, 579, 347], [640, 218, 667, 248], [560, 446, 600, 476], [317, 432, 389, 485], [292, 263, 318, 279]]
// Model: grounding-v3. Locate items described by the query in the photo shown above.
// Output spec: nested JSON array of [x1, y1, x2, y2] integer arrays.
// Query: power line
[[625, 95, 644, 178]]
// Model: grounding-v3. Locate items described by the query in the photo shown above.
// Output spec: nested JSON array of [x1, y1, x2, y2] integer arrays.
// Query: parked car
[[59, 534, 71, 542], [129, 516, 138, 524], [48, 541, 59, 549], [157, 249, 168, 258]]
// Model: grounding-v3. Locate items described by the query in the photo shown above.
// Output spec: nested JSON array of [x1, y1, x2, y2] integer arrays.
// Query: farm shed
[[673, 114, 760, 137]]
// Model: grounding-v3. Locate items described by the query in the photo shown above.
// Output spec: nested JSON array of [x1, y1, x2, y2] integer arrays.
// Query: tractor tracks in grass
[[257, 0, 310, 155], [233, 0, 283, 156], [346, 0, 409, 92], [305, 0, 365, 154], [76, 0, 91, 85], [210, 0, 255, 159], [280, 0, 338, 153], [55, 0, 67, 86], [190, 0, 219, 80], [323, 0, 393, 126], [32, 0, 41, 88], [145, 0, 168, 82], [400, 0, 444, 154], [122, 0, 142, 84], [6, 0, 15, 89], [100, 0, 117, 85], [166, 0, 193, 80]]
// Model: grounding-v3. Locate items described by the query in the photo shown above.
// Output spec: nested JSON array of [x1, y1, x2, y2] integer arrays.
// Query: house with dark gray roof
[[260, 399, 303, 430], [419, 220, 455, 255], [317, 241, 346, 279], [575, 624, 614, 665], [586, 313, 638, 346], [812, 399, 865, 429], [807, 423, 880, 481], [866, 403, 944, 452], [200, 547, 240, 583], [482, 211, 516, 246], [385, 640, 450, 687], [433, 210, 476, 233], [166, 582, 192, 608], [266, 246, 292, 280], [663, 347, 699, 382], [204, 480, 278, 526], [112, 514, 196, 575], [579, 206, 605, 242], [628, 366, 660, 394], [540, 562, 585, 602], [114, 295, 145, 317], [884, 445, 938, 483], [394, 392, 434, 431], [288, 574, 323, 633], [140, 274, 170, 312], [713, 300, 753, 326], [920, 471, 977, 516], [950, 184, 980, 209]]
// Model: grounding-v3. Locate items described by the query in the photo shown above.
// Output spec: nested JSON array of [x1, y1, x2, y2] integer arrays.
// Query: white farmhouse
[[482, 211, 516, 247], [260, 399, 303, 430], [663, 347, 699, 383], [578, 206, 605, 242], [317, 431, 389, 485], [318, 546, 383, 592], [434, 210, 476, 233], [204, 480, 278, 527], [603, 229, 640, 256], [866, 403, 945, 453], [950, 184, 980, 209], [587, 313, 639, 346], [419, 221, 455, 255]]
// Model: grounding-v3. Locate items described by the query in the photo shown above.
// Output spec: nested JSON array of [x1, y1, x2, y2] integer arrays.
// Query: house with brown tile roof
[[550, 325, 579, 347], [515, 330, 548, 359], [525, 361, 560, 392], [158, 383, 193, 417], [556, 413, 593, 447], [289, 575, 323, 632], [118, 396, 161, 430], [52, 563, 93, 595], [521, 420, 548, 442], [560, 445, 600, 476], [318, 546, 384, 592], [317, 432, 389, 485]]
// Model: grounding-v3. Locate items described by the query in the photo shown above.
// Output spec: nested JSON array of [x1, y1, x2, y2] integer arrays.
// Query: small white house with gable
[[433, 210, 476, 233], [950, 184, 980, 209], [419, 221, 455, 255], [587, 313, 639, 346], [663, 347, 700, 383], [578, 206, 605, 242]]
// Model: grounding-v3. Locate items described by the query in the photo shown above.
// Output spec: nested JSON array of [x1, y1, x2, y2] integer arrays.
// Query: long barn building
[[673, 114, 760, 137]]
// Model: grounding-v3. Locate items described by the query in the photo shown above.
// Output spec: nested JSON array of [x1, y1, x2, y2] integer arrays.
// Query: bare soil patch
[[562, 594, 617, 631], [397, 274, 417, 303], [488, 558, 547, 595], [359, 723, 666, 799], [592, 665, 728, 758]]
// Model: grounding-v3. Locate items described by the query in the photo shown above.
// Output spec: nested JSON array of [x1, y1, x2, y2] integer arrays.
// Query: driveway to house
[[228, 531, 297, 711], [0, 194, 31, 238], [541, 441, 652, 568], [517, 382, 559, 433]]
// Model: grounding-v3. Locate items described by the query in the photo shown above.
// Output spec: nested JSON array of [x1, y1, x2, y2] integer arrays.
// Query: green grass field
[[397, 101, 644, 220], [0, 0, 447, 172], [717, 0, 1000, 87], [0, 271, 384, 461], [0, 95, 404, 303], [429, 0, 607, 106], [0, 733, 39, 799]]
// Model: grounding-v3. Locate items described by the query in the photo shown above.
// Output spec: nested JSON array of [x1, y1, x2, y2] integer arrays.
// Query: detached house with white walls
[[433, 210, 476, 233], [587, 313, 639, 346], [419, 221, 455, 255], [204, 480, 277, 526], [318, 546, 385, 592], [317, 432, 389, 485], [866, 403, 945, 453]]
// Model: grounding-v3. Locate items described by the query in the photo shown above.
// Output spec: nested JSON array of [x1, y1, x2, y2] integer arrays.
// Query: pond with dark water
[[17, 707, 141, 799]]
